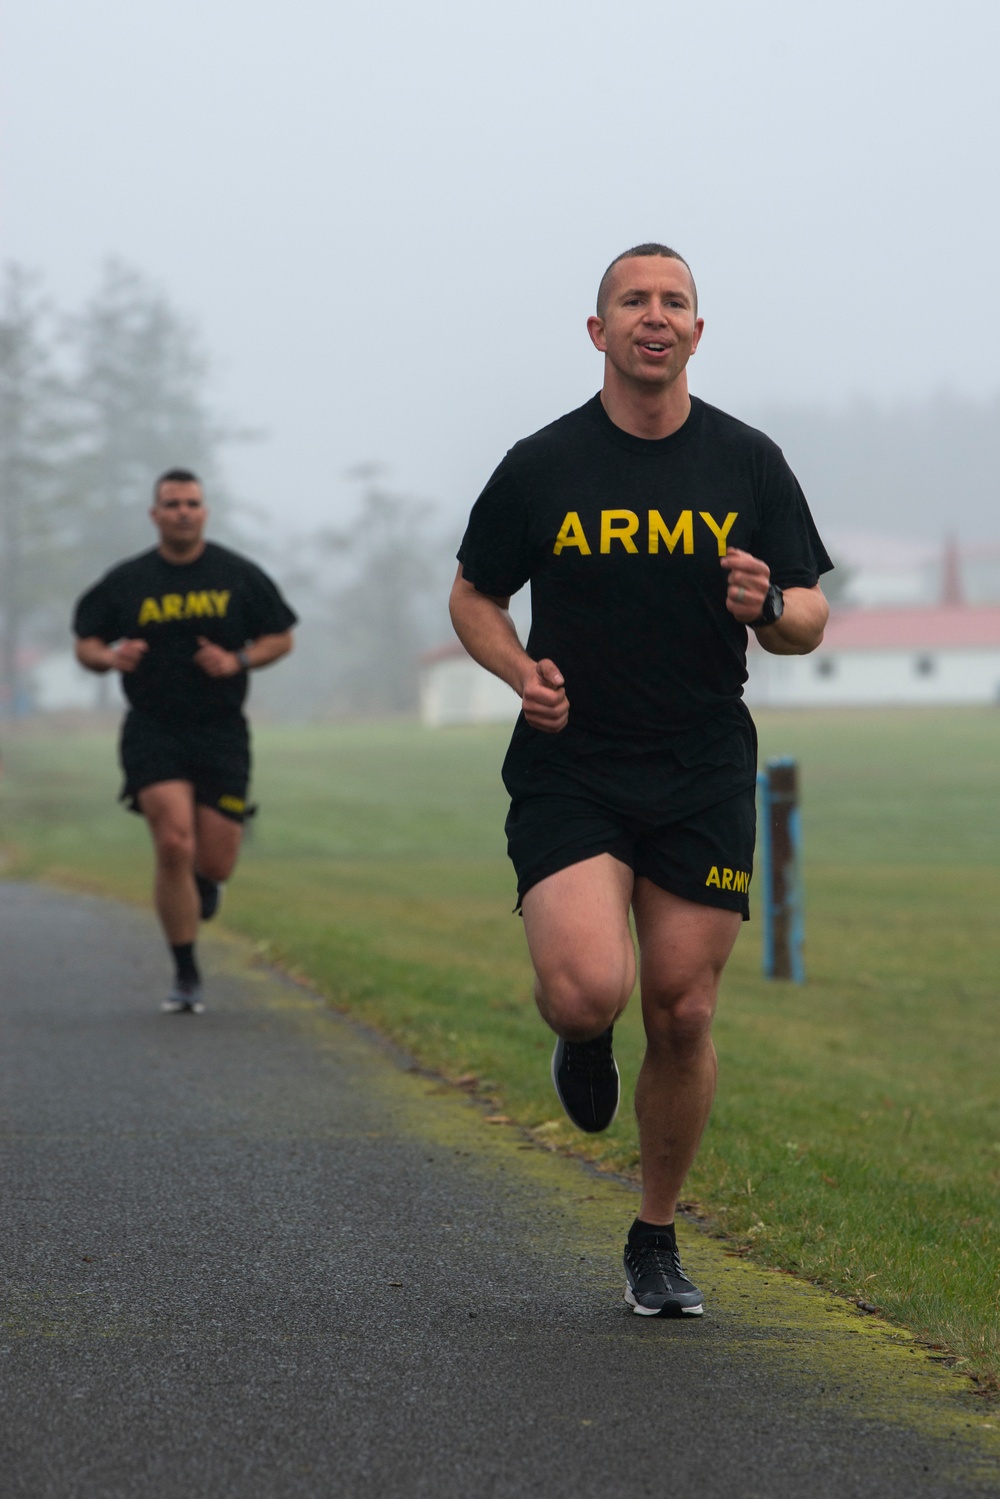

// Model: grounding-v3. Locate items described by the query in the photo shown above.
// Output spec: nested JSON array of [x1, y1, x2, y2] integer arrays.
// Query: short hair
[[596, 243, 697, 318], [153, 467, 201, 502]]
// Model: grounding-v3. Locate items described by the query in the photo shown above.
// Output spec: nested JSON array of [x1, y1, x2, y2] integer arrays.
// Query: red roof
[[819, 605, 1000, 651]]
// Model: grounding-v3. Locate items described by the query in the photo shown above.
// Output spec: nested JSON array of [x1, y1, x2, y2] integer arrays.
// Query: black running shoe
[[551, 1026, 620, 1133], [624, 1227, 704, 1317], [196, 874, 223, 922], [161, 982, 205, 1015]]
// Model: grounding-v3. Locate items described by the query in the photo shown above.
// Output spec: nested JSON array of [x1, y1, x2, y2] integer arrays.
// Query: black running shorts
[[119, 710, 252, 824], [505, 783, 757, 918]]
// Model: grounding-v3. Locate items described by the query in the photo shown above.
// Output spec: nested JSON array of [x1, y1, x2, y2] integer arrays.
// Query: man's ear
[[586, 315, 607, 352]]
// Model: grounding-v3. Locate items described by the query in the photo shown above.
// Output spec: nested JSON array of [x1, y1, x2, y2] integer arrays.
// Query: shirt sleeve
[[72, 576, 120, 641], [751, 443, 833, 590], [241, 565, 298, 637], [456, 454, 534, 599]]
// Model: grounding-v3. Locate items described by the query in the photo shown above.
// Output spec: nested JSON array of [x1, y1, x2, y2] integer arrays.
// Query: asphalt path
[[2, 882, 998, 1498]]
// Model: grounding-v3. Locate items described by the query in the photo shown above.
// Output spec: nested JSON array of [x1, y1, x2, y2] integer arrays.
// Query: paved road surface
[[2, 883, 998, 1497]]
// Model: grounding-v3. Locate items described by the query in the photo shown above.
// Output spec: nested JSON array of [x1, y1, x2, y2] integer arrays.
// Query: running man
[[73, 468, 297, 1014], [450, 244, 831, 1316]]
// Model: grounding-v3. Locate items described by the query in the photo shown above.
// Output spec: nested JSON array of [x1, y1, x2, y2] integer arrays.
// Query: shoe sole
[[550, 1042, 621, 1133], [160, 1000, 205, 1015], [624, 1285, 704, 1317]]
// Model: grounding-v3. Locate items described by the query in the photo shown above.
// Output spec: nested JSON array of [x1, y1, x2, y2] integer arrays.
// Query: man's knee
[[537, 964, 630, 1040], [152, 822, 196, 869], [644, 985, 716, 1052]]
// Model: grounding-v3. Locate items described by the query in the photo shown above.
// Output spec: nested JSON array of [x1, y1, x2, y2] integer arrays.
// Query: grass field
[[2, 708, 999, 1389]]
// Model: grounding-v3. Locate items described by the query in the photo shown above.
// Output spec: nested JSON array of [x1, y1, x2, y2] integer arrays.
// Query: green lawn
[[3, 709, 999, 1388]]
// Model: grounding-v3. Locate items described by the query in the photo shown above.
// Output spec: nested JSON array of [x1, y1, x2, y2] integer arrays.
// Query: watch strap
[[750, 584, 783, 629]]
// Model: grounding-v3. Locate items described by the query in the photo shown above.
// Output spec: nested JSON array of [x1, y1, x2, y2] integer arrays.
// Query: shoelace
[[564, 1030, 615, 1077], [632, 1240, 684, 1283]]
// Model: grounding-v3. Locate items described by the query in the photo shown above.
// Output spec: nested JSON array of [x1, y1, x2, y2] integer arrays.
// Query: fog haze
[[4, 0, 999, 538]]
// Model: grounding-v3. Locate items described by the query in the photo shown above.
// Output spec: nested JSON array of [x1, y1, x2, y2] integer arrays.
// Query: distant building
[[419, 642, 520, 727], [30, 650, 108, 712], [0, 648, 106, 716], [746, 605, 1000, 708]]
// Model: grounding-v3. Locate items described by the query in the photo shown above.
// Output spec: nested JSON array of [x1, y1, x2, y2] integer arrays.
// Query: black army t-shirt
[[73, 542, 298, 726], [457, 394, 832, 815]]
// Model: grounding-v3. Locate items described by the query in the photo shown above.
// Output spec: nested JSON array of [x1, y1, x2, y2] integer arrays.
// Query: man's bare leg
[[138, 784, 244, 1011], [631, 882, 742, 1224], [520, 854, 636, 1039], [192, 804, 243, 917], [138, 782, 199, 944], [521, 855, 636, 1132], [522, 860, 741, 1313]]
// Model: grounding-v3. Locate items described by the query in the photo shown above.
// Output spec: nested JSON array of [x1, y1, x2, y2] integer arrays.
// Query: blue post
[[758, 768, 774, 976], [757, 756, 805, 983]]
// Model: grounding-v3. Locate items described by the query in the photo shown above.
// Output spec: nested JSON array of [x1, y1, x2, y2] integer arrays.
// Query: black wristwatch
[[750, 583, 784, 629]]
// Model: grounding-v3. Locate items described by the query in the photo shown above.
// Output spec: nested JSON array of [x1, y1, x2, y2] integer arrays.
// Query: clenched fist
[[194, 637, 243, 678], [522, 658, 569, 733], [721, 548, 770, 624], [112, 639, 150, 673]]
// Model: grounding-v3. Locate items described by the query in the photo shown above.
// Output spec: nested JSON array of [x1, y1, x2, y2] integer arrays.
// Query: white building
[[746, 605, 1000, 708], [30, 650, 110, 712], [419, 642, 520, 727]]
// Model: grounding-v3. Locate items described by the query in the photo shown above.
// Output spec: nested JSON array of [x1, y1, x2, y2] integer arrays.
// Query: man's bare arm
[[248, 629, 295, 667], [75, 637, 148, 674], [720, 549, 828, 656], [448, 566, 569, 733], [753, 585, 829, 656]]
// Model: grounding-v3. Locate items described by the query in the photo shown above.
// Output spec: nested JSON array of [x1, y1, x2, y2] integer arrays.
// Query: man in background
[[74, 468, 297, 1014], [450, 244, 831, 1316]]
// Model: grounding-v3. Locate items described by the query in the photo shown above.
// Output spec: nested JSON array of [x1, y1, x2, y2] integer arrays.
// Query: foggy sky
[[4, 0, 999, 539]]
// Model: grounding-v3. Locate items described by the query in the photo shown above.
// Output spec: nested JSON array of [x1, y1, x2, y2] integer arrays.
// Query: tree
[[64, 260, 236, 586], [317, 469, 444, 714], [0, 267, 74, 713]]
